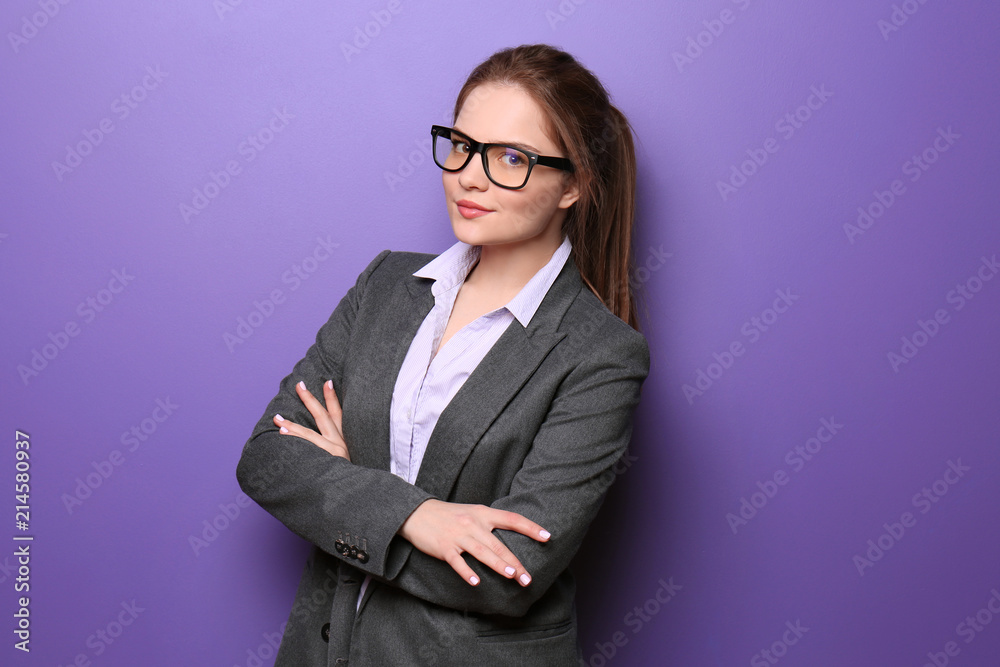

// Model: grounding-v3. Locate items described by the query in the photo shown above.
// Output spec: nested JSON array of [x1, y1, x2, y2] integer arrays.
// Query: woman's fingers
[[294, 380, 338, 439], [282, 380, 351, 461], [273, 414, 318, 444], [443, 551, 481, 586], [467, 507, 551, 585], [322, 380, 344, 433], [463, 535, 527, 584], [272, 414, 350, 460], [489, 508, 552, 543], [398, 500, 551, 587]]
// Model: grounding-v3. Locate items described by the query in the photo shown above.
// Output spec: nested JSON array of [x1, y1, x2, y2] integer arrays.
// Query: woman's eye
[[453, 141, 470, 154], [501, 151, 524, 167]]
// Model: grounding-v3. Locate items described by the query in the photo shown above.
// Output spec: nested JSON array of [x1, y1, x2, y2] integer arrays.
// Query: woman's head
[[449, 44, 641, 330], [440, 82, 581, 259]]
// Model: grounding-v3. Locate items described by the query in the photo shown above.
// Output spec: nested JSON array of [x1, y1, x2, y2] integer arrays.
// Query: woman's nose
[[457, 150, 490, 190]]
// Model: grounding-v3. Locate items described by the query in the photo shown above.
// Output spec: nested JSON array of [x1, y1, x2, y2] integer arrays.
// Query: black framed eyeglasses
[[430, 125, 574, 190]]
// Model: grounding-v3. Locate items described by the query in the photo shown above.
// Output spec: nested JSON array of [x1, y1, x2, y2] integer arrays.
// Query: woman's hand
[[398, 499, 551, 587], [273, 380, 350, 461]]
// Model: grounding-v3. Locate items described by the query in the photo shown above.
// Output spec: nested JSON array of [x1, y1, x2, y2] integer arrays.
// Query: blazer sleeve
[[236, 249, 435, 577], [373, 322, 651, 617]]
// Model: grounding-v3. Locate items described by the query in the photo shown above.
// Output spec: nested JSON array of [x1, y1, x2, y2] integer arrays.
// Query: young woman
[[237, 43, 650, 666]]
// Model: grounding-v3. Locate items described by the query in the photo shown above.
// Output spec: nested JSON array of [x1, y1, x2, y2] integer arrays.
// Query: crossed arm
[[273, 377, 551, 590], [236, 250, 649, 616], [250, 342, 646, 617]]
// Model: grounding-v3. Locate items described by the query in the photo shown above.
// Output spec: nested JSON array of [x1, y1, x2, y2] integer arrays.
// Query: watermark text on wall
[[682, 288, 799, 404], [922, 587, 1000, 666], [17, 268, 135, 385], [852, 459, 970, 576], [51, 66, 167, 182], [886, 253, 997, 373], [727, 417, 844, 534]]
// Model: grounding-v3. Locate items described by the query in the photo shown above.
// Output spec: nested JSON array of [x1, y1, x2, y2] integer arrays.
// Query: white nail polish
[[519, 573, 531, 585], [539, 530, 551, 540], [326, 380, 333, 389], [279, 427, 288, 434], [469, 575, 479, 585], [505, 566, 515, 576], [297, 381, 305, 390], [275, 414, 285, 422]]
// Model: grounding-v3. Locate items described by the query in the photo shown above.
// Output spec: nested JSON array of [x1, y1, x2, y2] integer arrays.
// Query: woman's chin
[[451, 220, 497, 245]]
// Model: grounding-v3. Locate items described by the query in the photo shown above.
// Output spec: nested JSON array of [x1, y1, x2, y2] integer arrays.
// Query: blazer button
[[334, 540, 345, 554], [348, 545, 358, 559], [321, 623, 330, 643], [356, 549, 369, 563]]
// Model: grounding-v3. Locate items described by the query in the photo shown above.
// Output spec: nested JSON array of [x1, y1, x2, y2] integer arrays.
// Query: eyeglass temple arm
[[537, 155, 574, 172]]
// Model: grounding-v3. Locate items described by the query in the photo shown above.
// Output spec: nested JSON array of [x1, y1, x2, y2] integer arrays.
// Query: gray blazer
[[236, 247, 650, 666]]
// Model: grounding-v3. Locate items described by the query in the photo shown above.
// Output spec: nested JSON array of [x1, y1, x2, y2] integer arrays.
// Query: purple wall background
[[3, 1, 998, 665]]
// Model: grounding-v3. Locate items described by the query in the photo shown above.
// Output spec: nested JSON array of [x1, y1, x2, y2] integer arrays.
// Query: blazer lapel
[[414, 254, 582, 498], [345, 273, 434, 472]]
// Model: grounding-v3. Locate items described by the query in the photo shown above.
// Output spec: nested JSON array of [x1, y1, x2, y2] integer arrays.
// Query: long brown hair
[[452, 44, 643, 332]]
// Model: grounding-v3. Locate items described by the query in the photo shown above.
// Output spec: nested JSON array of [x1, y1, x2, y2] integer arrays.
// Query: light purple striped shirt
[[357, 234, 573, 610]]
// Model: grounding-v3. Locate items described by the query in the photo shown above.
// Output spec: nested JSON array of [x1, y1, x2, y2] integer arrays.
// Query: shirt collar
[[413, 234, 573, 327]]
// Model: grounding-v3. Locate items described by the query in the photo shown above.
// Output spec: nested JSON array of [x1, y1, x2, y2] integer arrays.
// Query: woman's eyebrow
[[453, 125, 542, 153]]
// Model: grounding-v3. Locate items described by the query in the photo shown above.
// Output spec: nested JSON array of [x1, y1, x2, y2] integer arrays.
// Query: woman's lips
[[456, 200, 493, 219]]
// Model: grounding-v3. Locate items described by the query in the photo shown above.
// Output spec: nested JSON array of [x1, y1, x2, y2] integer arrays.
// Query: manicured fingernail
[[469, 575, 479, 585], [539, 530, 551, 540], [279, 427, 288, 434], [275, 414, 285, 422], [297, 381, 305, 390], [326, 380, 333, 389], [505, 566, 516, 576], [519, 573, 531, 585]]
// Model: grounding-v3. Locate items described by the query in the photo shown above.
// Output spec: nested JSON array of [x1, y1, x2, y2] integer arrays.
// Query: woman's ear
[[557, 174, 581, 210]]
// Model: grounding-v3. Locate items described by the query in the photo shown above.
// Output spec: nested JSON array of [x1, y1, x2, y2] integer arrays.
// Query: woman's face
[[442, 83, 579, 250]]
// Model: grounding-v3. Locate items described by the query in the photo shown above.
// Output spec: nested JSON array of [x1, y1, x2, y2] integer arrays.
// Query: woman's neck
[[464, 230, 563, 300]]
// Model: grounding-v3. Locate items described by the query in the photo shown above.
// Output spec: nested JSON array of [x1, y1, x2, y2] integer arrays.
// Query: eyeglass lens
[[433, 129, 531, 188]]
